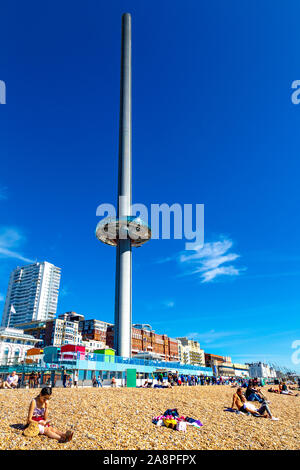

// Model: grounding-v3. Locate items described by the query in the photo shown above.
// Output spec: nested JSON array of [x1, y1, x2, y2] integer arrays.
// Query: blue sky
[[1, 0, 300, 371]]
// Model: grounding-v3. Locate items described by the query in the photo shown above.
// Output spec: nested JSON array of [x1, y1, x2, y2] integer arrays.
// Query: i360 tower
[[96, 13, 151, 358]]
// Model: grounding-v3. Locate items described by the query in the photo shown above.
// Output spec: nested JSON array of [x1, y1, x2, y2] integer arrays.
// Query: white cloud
[[0, 186, 8, 201], [0, 293, 4, 302], [163, 300, 175, 308], [179, 237, 243, 283], [60, 287, 69, 298], [185, 329, 243, 344], [0, 227, 34, 263]]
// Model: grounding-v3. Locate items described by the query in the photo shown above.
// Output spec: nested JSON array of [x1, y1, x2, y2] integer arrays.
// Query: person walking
[[73, 371, 78, 389], [97, 375, 102, 388], [62, 371, 67, 388]]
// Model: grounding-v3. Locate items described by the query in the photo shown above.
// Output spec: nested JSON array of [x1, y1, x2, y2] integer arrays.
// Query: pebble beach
[[0, 385, 299, 450]]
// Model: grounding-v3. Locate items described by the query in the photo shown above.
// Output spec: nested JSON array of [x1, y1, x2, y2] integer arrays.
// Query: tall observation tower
[[96, 13, 151, 358]]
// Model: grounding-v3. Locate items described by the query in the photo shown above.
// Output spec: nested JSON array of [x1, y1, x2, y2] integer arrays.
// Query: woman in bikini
[[27, 386, 73, 442]]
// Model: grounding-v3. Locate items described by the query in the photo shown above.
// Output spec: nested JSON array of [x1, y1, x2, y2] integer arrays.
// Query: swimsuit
[[31, 400, 50, 434]]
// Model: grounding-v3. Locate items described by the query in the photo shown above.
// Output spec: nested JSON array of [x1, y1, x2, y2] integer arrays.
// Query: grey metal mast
[[115, 13, 132, 358], [96, 13, 151, 359]]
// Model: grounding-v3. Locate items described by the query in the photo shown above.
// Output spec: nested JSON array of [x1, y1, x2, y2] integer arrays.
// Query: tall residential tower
[[1, 261, 61, 327]]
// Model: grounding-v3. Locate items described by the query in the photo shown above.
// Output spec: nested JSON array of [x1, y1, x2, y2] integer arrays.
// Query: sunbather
[[231, 388, 278, 421]]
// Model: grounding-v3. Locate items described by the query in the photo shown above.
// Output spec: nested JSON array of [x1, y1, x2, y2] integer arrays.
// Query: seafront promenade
[[0, 385, 299, 450]]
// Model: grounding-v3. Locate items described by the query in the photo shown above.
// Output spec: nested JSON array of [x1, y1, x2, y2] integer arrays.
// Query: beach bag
[[163, 418, 177, 429], [23, 421, 40, 437]]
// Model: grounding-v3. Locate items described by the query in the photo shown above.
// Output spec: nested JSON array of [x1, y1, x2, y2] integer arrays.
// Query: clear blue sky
[[1, 0, 300, 372]]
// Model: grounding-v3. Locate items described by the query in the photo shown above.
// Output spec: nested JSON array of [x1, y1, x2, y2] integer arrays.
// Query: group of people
[[92, 375, 117, 387], [231, 387, 279, 420], [268, 381, 299, 396], [62, 371, 78, 388], [28, 371, 42, 388], [154, 373, 244, 387], [230, 378, 298, 419]]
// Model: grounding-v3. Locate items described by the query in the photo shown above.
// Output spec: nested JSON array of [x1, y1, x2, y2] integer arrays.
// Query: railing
[[79, 353, 211, 372], [0, 353, 212, 374]]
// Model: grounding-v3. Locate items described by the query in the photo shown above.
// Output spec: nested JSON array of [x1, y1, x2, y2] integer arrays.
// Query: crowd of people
[[141, 372, 247, 388], [229, 378, 300, 421]]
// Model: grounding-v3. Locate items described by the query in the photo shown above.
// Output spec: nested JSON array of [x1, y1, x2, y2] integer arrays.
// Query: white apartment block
[[48, 318, 82, 347], [177, 337, 205, 366], [246, 362, 277, 379], [1, 262, 61, 327], [0, 327, 39, 365]]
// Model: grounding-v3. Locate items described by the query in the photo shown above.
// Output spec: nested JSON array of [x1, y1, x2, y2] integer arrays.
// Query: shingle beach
[[0, 386, 299, 450]]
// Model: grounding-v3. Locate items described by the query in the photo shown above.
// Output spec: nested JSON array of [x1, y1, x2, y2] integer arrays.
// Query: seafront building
[[246, 362, 277, 379], [176, 337, 205, 366], [106, 324, 179, 361], [217, 361, 249, 377], [78, 318, 113, 343], [44, 317, 82, 347], [13, 320, 47, 346], [205, 353, 232, 367], [0, 327, 39, 365], [1, 262, 61, 327]]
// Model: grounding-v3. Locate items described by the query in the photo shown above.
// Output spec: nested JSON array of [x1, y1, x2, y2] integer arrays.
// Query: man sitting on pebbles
[[231, 387, 279, 421], [2, 371, 19, 389], [0, 377, 13, 389]]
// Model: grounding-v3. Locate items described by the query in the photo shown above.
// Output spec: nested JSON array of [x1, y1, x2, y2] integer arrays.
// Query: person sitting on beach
[[111, 376, 117, 388], [245, 380, 265, 403], [6, 371, 18, 389], [0, 377, 15, 389], [231, 388, 278, 420], [268, 387, 280, 394], [279, 382, 298, 396], [27, 386, 74, 442]]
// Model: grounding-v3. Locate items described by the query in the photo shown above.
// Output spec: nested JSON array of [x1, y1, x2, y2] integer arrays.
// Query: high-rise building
[[1, 262, 61, 327], [176, 337, 205, 366]]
